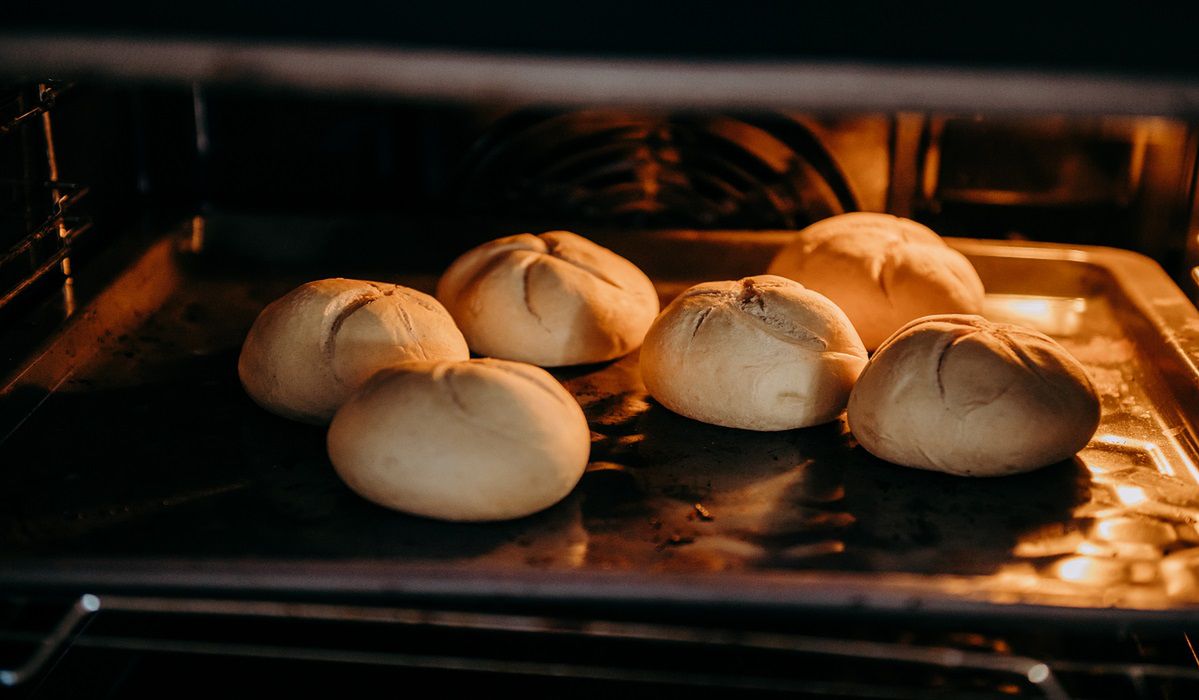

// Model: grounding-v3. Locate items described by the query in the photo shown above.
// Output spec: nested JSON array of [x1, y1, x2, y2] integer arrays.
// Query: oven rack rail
[[0, 80, 90, 316], [0, 181, 90, 312], [3, 594, 1199, 698], [0, 82, 69, 138]]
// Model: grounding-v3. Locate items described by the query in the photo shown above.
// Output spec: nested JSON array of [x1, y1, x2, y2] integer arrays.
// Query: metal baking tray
[[4, 220, 1199, 625]]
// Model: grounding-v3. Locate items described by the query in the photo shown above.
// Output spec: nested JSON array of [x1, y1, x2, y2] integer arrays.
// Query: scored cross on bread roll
[[436, 231, 659, 367], [238, 278, 469, 424], [327, 358, 591, 522], [768, 212, 985, 350], [847, 314, 1101, 476], [640, 275, 867, 431]]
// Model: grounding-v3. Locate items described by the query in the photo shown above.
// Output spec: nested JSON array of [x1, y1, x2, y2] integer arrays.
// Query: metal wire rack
[[0, 80, 90, 316], [2, 593, 1199, 698]]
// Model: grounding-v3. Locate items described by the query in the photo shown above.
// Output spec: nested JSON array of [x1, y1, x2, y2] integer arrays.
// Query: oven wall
[[35, 84, 1199, 288]]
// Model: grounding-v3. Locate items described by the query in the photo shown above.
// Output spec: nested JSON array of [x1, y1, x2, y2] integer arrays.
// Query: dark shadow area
[[0, 349, 549, 560], [837, 449, 1091, 575]]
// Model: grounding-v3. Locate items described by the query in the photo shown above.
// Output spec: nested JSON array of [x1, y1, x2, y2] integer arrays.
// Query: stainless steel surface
[[2, 225, 1199, 622], [5, 34, 1199, 115]]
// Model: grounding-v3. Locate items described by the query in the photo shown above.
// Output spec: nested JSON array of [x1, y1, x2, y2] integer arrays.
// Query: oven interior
[[4, 75, 1199, 699]]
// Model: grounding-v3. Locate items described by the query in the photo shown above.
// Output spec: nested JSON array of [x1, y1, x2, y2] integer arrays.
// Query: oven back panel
[[7, 85, 1198, 296]]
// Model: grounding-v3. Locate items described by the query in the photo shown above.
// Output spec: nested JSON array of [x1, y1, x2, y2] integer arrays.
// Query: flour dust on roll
[[239, 278, 469, 424], [436, 231, 659, 367], [767, 212, 985, 350], [847, 314, 1100, 477], [640, 275, 867, 431], [327, 358, 591, 522]]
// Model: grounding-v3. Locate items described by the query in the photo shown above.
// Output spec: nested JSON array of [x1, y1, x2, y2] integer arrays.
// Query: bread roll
[[239, 278, 469, 424], [847, 314, 1100, 476], [640, 275, 867, 431], [327, 359, 590, 521], [436, 231, 659, 367], [767, 212, 985, 350]]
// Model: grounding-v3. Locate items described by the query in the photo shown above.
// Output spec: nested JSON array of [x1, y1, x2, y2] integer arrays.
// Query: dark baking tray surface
[[4, 222, 1199, 622]]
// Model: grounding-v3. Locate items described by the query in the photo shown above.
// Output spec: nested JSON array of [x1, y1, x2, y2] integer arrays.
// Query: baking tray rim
[[4, 556, 1199, 628]]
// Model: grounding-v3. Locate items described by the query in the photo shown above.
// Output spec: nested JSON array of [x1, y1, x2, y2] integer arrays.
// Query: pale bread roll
[[847, 314, 1100, 476], [436, 231, 659, 367], [327, 359, 590, 521], [640, 275, 868, 431], [238, 278, 469, 424], [767, 212, 985, 350]]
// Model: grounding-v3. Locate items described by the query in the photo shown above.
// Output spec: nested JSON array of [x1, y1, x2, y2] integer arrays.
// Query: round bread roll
[[847, 314, 1100, 477], [436, 230, 659, 367], [640, 275, 868, 431], [767, 212, 985, 350], [327, 358, 590, 521], [239, 278, 469, 424]]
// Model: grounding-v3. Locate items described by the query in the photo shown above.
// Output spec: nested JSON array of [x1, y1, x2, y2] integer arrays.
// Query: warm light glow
[[190, 216, 206, 252], [1027, 663, 1051, 684], [1055, 556, 1094, 582], [1115, 485, 1149, 506], [1088, 435, 1177, 478], [565, 540, 588, 568], [1005, 298, 1053, 321], [61, 275, 76, 317], [1076, 540, 1109, 556], [984, 295, 1087, 335]]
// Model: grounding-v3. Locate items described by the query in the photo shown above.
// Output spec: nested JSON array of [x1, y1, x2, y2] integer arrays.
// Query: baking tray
[[4, 220, 1199, 624]]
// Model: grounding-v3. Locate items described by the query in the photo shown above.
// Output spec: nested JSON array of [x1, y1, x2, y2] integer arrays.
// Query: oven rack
[[0, 182, 90, 312], [0, 80, 91, 316], [0, 82, 69, 138], [3, 593, 1199, 698]]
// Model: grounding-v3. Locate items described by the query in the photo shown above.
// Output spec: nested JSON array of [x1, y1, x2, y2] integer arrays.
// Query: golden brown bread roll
[[327, 358, 590, 521], [436, 231, 659, 367], [847, 314, 1101, 476], [640, 275, 867, 431], [767, 212, 985, 350], [238, 278, 469, 424]]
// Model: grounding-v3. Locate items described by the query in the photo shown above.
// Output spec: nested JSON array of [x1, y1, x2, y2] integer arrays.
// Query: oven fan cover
[[454, 110, 857, 229]]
